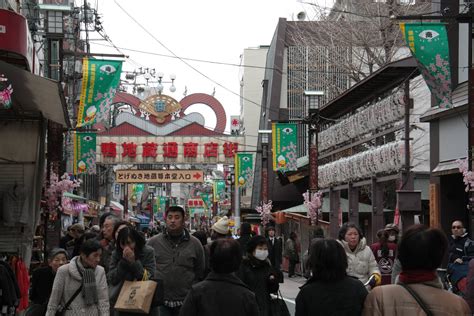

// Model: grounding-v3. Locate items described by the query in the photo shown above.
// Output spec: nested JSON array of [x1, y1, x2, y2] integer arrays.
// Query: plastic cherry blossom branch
[[45, 171, 82, 212], [303, 191, 322, 226], [255, 200, 274, 226], [457, 158, 474, 192]]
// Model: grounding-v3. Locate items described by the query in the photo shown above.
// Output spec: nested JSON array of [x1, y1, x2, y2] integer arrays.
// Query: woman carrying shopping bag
[[108, 223, 156, 316]]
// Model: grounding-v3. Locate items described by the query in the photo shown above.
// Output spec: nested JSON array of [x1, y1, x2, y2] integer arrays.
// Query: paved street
[[278, 272, 307, 316]]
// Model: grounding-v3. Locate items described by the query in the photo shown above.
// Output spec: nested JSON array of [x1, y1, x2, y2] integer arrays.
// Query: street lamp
[[156, 72, 177, 94], [259, 130, 272, 203], [304, 90, 324, 195]]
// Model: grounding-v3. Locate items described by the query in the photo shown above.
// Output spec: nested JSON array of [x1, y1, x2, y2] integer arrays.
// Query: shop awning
[[110, 200, 124, 212], [0, 60, 69, 126], [432, 159, 461, 176], [62, 192, 88, 201]]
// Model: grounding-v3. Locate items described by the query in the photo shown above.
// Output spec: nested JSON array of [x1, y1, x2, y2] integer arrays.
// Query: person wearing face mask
[[370, 229, 397, 285], [337, 222, 381, 290], [238, 235, 279, 316]]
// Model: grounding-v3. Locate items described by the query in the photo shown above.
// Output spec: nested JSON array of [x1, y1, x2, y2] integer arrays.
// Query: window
[[47, 11, 63, 34]]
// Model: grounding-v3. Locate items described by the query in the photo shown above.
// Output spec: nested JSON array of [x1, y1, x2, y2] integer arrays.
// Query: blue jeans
[[159, 305, 181, 316]]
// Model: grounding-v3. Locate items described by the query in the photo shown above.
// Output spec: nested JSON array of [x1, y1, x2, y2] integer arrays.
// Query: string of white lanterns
[[318, 141, 405, 188], [319, 91, 405, 151]]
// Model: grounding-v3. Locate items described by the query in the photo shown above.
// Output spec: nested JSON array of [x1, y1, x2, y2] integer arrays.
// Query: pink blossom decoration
[[457, 158, 474, 192], [44, 171, 82, 213], [255, 200, 274, 226], [303, 191, 323, 225]]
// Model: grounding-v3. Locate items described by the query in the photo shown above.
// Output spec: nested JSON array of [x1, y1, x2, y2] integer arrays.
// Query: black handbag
[[269, 290, 290, 316], [55, 285, 83, 316]]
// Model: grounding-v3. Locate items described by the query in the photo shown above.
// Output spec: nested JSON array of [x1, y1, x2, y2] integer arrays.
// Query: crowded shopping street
[[1, 0, 474, 315]]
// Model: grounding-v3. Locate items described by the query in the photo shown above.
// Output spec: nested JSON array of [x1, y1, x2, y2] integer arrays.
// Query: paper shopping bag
[[114, 280, 158, 314]]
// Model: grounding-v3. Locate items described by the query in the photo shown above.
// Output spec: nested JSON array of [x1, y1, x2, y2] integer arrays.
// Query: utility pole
[[467, 10, 474, 236]]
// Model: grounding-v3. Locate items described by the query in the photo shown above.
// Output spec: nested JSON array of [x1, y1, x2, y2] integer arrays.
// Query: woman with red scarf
[[362, 225, 471, 316]]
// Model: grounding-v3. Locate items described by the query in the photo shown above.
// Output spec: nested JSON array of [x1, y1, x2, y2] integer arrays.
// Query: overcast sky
[[86, 0, 334, 132]]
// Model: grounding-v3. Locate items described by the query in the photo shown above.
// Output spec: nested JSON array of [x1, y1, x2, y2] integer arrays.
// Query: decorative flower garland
[[255, 200, 274, 226], [303, 191, 322, 225], [319, 91, 405, 151], [456, 158, 474, 192], [319, 141, 405, 188]]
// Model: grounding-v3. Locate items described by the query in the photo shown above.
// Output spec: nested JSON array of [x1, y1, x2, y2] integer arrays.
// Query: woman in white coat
[[337, 222, 381, 290], [46, 239, 109, 316]]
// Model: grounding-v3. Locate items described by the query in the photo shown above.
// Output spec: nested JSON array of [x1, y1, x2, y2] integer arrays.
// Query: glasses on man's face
[[452, 226, 463, 229]]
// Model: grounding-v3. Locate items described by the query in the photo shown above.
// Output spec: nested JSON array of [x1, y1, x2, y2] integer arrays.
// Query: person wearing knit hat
[[211, 216, 230, 239], [29, 248, 68, 310]]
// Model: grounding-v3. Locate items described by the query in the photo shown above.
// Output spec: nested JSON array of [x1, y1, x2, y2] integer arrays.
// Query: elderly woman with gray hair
[[46, 239, 109, 316]]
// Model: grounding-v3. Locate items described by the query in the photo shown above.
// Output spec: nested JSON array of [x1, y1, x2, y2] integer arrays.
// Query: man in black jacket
[[179, 238, 259, 316], [449, 220, 470, 264]]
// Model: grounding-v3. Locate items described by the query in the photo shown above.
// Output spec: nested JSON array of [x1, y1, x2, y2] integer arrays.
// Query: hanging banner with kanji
[[400, 23, 452, 108], [76, 58, 123, 127], [272, 123, 298, 172], [235, 153, 254, 188], [73, 132, 96, 175], [213, 180, 226, 202]]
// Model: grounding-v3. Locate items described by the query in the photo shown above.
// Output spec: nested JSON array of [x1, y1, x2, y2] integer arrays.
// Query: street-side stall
[[0, 60, 69, 267]]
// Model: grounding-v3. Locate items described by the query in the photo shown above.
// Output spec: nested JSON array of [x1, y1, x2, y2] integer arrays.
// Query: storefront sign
[[97, 136, 244, 164], [116, 169, 204, 183], [0, 74, 12, 109]]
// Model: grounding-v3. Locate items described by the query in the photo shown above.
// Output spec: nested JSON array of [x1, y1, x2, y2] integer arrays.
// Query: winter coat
[[362, 278, 471, 316], [107, 245, 156, 314], [448, 233, 470, 263], [0, 261, 20, 311], [295, 276, 368, 316], [369, 241, 397, 285], [238, 256, 279, 316], [97, 237, 115, 273], [146, 229, 205, 303], [284, 238, 299, 262], [46, 256, 109, 316], [338, 238, 380, 285], [179, 271, 259, 316], [30, 266, 55, 305]]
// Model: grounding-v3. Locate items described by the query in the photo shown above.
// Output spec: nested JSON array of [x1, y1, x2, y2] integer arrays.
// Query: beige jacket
[[46, 256, 109, 316], [362, 279, 471, 316], [338, 238, 380, 285]]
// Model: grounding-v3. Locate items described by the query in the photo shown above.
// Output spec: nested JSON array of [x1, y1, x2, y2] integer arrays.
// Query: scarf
[[398, 269, 437, 284], [75, 258, 98, 306]]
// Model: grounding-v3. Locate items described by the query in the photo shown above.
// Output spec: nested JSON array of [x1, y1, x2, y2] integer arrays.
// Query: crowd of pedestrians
[[24, 208, 474, 316]]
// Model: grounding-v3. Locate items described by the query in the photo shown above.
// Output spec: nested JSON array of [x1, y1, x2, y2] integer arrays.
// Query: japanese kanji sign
[[76, 58, 123, 127], [115, 169, 204, 183], [272, 123, 298, 172], [97, 136, 245, 164]]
